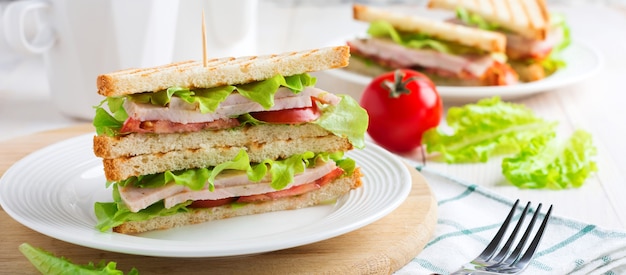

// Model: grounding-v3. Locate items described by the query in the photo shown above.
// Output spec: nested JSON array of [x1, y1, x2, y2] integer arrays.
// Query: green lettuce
[[367, 20, 456, 54], [502, 130, 597, 189], [423, 97, 557, 163], [19, 243, 138, 275], [92, 73, 316, 136], [93, 97, 128, 136], [130, 74, 315, 111], [369, 19, 488, 55], [315, 95, 368, 149], [96, 151, 356, 231], [237, 73, 316, 109], [455, 7, 500, 31]]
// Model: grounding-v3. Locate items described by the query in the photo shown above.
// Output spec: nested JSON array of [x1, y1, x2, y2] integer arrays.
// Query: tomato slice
[[237, 168, 344, 203], [188, 197, 237, 208], [249, 100, 320, 124], [120, 117, 240, 134]]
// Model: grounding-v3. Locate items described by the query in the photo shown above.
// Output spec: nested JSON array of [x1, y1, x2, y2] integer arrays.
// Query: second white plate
[[0, 134, 412, 257]]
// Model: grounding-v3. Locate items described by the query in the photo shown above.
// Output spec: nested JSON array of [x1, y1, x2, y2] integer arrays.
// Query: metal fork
[[450, 200, 553, 275]]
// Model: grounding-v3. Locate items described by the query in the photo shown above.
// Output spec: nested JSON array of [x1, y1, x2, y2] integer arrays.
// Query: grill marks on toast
[[427, 0, 550, 40], [96, 46, 350, 97]]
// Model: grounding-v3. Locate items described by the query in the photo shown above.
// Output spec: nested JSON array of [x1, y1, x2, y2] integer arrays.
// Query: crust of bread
[[508, 60, 547, 82], [97, 46, 350, 97], [353, 4, 506, 53], [100, 133, 353, 182], [112, 168, 363, 234], [427, 0, 549, 40]]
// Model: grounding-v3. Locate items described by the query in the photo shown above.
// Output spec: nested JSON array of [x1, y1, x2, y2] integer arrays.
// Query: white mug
[[173, 0, 258, 61], [0, 0, 41, 72], [3, 0, 180, 120]]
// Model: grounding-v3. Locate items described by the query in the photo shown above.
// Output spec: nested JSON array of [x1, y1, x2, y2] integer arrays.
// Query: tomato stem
[[381, 70, 426, 98]]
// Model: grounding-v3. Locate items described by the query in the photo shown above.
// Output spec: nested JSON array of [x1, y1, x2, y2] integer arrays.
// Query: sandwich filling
[[93, 73, 367, 148], [118, 158, 339, 212], [348, 20, 518, 86]]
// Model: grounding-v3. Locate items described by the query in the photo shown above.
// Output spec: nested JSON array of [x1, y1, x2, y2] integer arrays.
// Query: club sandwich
[[428, 0, 571, 82], [92, 46, 369, 234]]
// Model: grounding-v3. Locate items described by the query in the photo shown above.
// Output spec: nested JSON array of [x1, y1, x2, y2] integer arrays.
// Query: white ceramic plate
[[0, 134, 412, 257], [324, 41, 603, 102]]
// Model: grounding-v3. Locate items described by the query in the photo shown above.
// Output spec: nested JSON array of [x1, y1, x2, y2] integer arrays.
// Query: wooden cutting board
[[0, 124, 437, 275]]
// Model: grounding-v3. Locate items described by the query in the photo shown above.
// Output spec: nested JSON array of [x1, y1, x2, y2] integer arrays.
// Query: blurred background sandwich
[[428, 0, 571, 82], [347, 4, 519, 86]]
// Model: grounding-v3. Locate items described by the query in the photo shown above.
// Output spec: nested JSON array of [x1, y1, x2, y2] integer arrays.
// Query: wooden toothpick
[[202, 10, 208, 67]]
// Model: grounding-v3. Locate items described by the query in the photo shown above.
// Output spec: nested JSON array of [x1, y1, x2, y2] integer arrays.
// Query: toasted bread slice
[[96, 124, 353, 182], [427, 0, 550, 40], [353, 4, 506, 53], [112, 168, 363, 234], [94, 124, 334, 159], [97, 46, 350, 97]]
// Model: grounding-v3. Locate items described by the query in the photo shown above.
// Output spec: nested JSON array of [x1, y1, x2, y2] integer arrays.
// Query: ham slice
[[124, 86, 341, 124], [118, 160, 338, 212], [347, 38, 495, 77], [505, 25, 564, 60], [119, 117, 240, 134], [118, 184, 186, 213]]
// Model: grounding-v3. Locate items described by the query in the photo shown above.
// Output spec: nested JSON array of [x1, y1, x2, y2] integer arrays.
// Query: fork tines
[[473, 199, 553, 273]]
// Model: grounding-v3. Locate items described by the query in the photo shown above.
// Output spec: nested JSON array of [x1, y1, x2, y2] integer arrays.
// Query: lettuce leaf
[[93, 97, 128, 136], [367, 20, 450, 53], [237, 74, 316, 109], [422, 97, 557, 163], [314, 95, 368, 149], [367, 19, 488, 55], [19, 243, 139, 275], [455, 7, 500, 31], [128, 73, 315, 112], [129, 86, 194, 107], [502, 130, 597, 189]]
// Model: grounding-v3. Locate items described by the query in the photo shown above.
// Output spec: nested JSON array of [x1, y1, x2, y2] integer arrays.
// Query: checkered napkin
[[395, 165, 626, 275]]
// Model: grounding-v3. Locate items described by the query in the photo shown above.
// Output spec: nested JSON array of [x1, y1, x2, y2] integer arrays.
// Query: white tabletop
[[1, 1, 625, 232]]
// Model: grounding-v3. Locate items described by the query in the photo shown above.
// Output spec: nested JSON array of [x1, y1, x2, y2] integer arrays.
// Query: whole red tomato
[[360, 69, 443, 153]]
